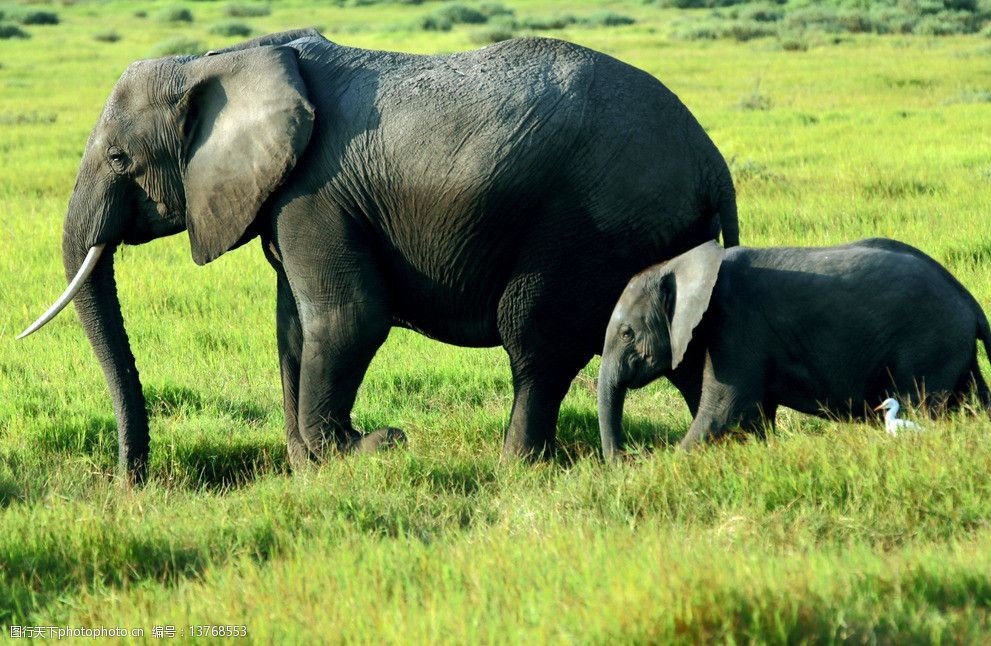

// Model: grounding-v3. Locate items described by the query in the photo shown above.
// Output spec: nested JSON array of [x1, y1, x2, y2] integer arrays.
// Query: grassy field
[[2, 0, 991, 642]]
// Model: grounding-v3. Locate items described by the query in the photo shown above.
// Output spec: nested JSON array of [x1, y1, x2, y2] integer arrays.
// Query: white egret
[[873, 398, 922, 436]]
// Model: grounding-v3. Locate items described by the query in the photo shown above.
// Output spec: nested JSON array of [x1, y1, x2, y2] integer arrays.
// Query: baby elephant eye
[[620, 326, 635, 341]]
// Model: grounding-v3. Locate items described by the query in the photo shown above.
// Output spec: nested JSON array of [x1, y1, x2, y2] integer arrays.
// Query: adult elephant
[[20, 30, 738, 481]]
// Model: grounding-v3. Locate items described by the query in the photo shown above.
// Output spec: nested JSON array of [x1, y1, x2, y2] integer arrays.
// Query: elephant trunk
[[64, 239, 149, 481], [597, 357, 628, 462], [49, 162, 149, 482]]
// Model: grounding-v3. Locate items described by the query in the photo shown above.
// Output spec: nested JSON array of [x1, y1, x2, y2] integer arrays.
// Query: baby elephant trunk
[[597, 358, 628, 461]]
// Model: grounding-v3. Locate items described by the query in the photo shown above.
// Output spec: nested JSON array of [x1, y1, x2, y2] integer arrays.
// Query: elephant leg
[[275, 268, 309, 468], [669, 342, 707, 418], [951, 356, 991, 412], [295, 297, 402, 458], [975, 364, 991, 411], [742, 402, 777, 441], [501, 358, 586, 460], [496, 269, 595, 460], [680, 352, 763, 450]]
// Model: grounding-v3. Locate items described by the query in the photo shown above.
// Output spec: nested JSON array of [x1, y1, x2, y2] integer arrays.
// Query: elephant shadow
[[36, 386, 287, 490], [145, 384, 289, 490], [146, 383, 272, 426], [554, 406, 687, 464]]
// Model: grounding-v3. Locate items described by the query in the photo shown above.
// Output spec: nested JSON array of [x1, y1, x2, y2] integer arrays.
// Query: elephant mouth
[[121, 192, 185, 245]]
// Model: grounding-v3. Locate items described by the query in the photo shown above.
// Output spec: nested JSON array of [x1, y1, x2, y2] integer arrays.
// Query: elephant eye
[[620, 326, 635, 342], [107, 147, 130, 174]]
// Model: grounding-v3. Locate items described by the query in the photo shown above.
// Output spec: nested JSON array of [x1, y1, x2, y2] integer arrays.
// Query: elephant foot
[[342, 427, 407, 454]]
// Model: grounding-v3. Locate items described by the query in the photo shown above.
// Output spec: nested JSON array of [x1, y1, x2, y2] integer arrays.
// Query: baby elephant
[[598, 238, 991, 457]]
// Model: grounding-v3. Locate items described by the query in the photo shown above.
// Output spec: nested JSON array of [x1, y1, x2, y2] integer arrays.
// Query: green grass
[[2, 0, 991, 642]]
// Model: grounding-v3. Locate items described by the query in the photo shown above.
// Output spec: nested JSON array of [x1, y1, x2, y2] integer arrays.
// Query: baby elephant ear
[[665, 241, 726, 369], [181, 46, 315, 265]]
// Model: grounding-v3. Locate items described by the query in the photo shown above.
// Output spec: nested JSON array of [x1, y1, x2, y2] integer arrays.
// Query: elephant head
[[19, 44, 315, 480], [597, 241, 725, 460]]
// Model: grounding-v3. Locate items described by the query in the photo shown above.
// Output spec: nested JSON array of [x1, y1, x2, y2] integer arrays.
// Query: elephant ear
[[663, 241, 726, 370], [180, 46, 314, 265]]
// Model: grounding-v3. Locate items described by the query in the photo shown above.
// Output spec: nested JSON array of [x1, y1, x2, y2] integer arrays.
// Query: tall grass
[[0, 0, 990, 640]]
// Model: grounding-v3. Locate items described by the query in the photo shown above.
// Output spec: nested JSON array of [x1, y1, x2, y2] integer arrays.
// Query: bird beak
[[872, 403, 884, 411]]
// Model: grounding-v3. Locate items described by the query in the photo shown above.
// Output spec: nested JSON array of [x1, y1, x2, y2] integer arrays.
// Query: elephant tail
[[706, 156, 739, 248], [979, 307, 991, 372], [974, 303, 991, 412], [716, 187, 739, 248]]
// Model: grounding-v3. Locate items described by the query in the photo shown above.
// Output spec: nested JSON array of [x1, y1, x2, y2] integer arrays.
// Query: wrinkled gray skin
[[33, 30, 739, 481], [599, 238, 991, 458]]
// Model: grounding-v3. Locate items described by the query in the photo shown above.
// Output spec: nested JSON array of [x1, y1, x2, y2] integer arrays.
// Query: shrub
[[419, 14, 452, 31], [869, 8, 917, 34], [778, 33, 809, 51], [149, 36, 205, 56], [157, 6, 194, 23], [15, 10, 59, 25], [836, 8, 873, 33], [134, 10, 148, 18], [0, 23, 29, 39], [658, 0, 757, 7], [736, 90, 772, 111], [479, 3, 513, 18], [729, 157, 782, 184], [223, 3, 270, 17], [93, 29, 122, 42], [724, 19, 777, 40], [435, 3, 488, 25], [943, 87, 991, 103], [209, 20, 253, 37], [518, 15, 577, 30], [581, 11, 636, 27], [659, 0, 988, 38], [673, 21, 723, 39], [735, 3, 783, 22], [785, 6, 843, 33], [913, 12, 967, 34], [470, 17, 515, 43]]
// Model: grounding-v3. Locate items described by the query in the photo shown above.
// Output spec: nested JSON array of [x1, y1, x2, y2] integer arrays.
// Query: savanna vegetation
[[1, 0, 990, 642]]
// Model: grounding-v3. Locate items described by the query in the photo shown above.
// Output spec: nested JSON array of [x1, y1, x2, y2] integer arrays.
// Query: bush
[[0, 23, 29, 39], [134, 10, 148, 18], [470, 17, 515, 43], [223, 3, 270, 17], [435, 3, 488, 25], [836, 8, 873, 33], [673, 21, 723, 39], [724, 19, 777, 40], [736, 90, 772, 111], [15, 10, 59, 25], [658, 0, 758, 7], [786, 6, 844, 33], [778, 33, 809, 50], [518, 15, 577, 30], [729, 157, 782, 184], [869, 8, 917, 34], [149, 36, 205, 56], [419, 14, 452, 31], [913, 12, 968, 34], [735, 3, 784, 22], [581, 11, 636, 27], [663, 0, 989, 38], [209, 20, 253, 37], [93, 29, 122, 42], [479, 3, 513, 18], [157, 6, 194, 23]]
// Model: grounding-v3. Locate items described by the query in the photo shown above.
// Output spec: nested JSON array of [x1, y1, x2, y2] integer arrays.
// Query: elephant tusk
[[17, 244, 106, 340]]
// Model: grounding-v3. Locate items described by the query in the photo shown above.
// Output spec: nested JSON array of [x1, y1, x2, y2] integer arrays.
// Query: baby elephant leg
[[679, 354, 764, 449]]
